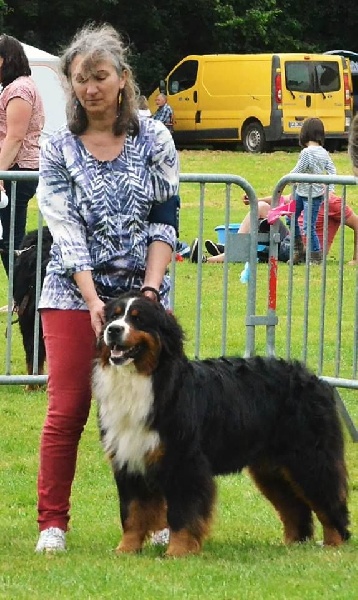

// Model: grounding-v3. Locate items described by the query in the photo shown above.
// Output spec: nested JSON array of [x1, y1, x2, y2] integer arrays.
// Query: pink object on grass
[[267, 196, 296, 224]]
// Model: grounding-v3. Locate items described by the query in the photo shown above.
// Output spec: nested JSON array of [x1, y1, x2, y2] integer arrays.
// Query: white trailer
[[22, 42, 67, 139]]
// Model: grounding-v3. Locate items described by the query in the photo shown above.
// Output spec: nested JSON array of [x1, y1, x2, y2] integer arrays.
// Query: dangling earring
[[74, 98, 81, 114], [116, 90, 123, 119]]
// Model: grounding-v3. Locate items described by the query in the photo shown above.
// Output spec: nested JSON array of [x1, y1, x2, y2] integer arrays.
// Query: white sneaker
[[35, 527, 66, 552], [150, 528, 170, 545]]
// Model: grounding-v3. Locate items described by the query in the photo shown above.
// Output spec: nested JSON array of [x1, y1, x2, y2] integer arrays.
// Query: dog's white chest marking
[[92, 363, 160, 474]]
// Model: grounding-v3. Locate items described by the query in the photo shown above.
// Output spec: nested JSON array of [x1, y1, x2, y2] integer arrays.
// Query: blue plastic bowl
[[215, 223, 267, 254], [214, 223, 241, 244]]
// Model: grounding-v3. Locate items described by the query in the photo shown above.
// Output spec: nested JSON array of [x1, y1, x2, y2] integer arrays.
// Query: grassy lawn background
[[0, 148, 358, 599]]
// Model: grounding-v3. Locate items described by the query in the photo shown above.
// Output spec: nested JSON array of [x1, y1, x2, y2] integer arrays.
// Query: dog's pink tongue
[[111, 349, 124, 358]]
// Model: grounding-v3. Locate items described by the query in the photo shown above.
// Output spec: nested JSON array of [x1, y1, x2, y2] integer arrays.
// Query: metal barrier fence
[[269, 173, 358, 441], [1, 170, 357, 440], [1, 171, 45, 386]]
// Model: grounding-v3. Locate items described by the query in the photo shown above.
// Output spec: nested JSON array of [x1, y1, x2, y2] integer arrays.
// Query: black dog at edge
[[12, 226, 52, 379], [92, 291, 350, 558]]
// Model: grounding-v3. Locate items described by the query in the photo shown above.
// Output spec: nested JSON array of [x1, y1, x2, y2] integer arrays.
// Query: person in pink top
[[305, 193, 357, 260], [0, 34, 44, 275], [197, 192, 358, 265]]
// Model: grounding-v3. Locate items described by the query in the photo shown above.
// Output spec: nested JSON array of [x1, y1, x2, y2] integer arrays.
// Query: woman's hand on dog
[[88, 298, 105, 337], [73, 271, 105, 337]]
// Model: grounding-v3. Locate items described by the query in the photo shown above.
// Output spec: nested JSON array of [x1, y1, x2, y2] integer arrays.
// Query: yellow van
[[148, 53, 353, 153]]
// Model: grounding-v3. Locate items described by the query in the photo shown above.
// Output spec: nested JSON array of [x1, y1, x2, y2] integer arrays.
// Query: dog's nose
[[105, 323, 125, 345], [106, 323, 124, 337]]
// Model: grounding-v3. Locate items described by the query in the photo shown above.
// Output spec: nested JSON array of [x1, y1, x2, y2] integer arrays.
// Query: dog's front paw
[[115, 542, 142, 554], [115, 533, 144, 554], [165, 529, 201, 557]]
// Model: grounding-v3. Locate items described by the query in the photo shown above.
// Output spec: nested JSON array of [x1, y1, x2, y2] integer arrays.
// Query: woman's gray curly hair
[[60, 23, 139, 136]]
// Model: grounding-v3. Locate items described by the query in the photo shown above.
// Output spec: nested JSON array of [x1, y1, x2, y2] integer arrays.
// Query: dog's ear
[[95, 331, 111, 364], [157, 305, 185, 358], [95, 330, 104, 354]]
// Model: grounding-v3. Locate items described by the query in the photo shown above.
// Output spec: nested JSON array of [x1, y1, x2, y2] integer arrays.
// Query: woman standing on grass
[[35, 23, 179, 553]]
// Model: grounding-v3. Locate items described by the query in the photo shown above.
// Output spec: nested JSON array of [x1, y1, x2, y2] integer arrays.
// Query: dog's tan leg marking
[[116, 530, 145, 554], [281, 509, 313, 544], [146, 497, 168, 533], [116, 499, 146, 554], [116, 497, 167, 554], [25, 362, 46, 392], [165, 528, 201, 557], [248, 465, 314, 544], [165, 515, 212, 557], [314, 511, 345, 547], [281, 467, 347, 546]]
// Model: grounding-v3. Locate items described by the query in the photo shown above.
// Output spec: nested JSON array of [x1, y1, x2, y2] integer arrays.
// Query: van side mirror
[[159, 79, 167, 94]]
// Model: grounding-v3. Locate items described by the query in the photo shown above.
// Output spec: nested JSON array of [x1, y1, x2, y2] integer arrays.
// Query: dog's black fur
[[12, 227, 52, 378], [93, 291, 350, 557]]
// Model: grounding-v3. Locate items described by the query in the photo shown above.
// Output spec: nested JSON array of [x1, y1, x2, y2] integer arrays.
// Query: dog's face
[[97, 292, 181, 376]]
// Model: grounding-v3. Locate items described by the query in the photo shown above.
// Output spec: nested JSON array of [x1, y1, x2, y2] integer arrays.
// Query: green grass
[[1, 149, 358, 599]]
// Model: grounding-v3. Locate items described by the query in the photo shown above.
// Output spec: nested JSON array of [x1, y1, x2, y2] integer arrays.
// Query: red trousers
[[37, 309, 96, 531]]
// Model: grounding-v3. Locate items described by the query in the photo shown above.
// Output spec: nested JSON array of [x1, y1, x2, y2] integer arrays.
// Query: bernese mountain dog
[[93, 291, 350, 557], [12, 226, 52, 381]]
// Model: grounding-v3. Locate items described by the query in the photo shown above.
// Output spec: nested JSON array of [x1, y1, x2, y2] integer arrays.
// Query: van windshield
[[168, 60, 198, 95], [285, 61, 340, 94]]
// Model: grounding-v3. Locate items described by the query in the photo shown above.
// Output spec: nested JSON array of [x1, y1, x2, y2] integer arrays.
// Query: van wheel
[[242, 122, 268, 153], [325, 140, 345, 152]]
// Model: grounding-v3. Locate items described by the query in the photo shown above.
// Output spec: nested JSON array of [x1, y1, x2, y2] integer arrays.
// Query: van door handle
[[306, 95, 312, 108], [193, 91, 198, 103], [195, 110, 201, 123]]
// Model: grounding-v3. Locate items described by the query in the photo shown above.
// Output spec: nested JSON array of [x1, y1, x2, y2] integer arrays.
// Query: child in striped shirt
[[290, 117, 336, 265]]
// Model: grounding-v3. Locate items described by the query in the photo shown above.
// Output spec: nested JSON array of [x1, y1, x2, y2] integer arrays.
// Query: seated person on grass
[[190, 192, 358, 265]]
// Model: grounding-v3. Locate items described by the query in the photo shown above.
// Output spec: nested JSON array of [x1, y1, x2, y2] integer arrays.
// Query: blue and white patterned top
[[37, 117, 179, 310], [290, 145, 336, 197]]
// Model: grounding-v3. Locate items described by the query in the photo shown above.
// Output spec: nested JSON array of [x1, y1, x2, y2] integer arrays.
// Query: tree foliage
[[1, 0, 357, 95]]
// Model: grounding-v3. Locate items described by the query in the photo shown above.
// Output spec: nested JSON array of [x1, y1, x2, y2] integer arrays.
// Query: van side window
[[168, 60, 198, 95], [285, 63, 314, 93]]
